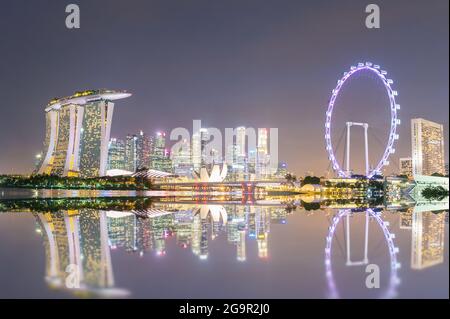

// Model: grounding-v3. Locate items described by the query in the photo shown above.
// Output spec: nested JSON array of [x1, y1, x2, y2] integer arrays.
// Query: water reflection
[[33, 203, 284, 296], [325, 209, 400, 299], [0, 196, 448, 298]]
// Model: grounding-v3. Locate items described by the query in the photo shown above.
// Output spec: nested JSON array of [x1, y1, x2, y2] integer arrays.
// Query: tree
[[303, 176, 320, 185], [302, 201, 321, 211], [422, 186, 449, 201]]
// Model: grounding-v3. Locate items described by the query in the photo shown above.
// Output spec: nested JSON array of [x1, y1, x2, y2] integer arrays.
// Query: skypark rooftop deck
[[45, 89, 131, 112]]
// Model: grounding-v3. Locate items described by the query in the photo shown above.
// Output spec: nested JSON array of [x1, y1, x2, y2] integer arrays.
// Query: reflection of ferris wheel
[[325, 62, 401, 178], [324, 209, 401, 299]]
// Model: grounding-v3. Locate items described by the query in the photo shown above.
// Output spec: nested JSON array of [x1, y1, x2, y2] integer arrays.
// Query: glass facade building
[[38, 90, 131, 177], [411, 118, 446, 176]]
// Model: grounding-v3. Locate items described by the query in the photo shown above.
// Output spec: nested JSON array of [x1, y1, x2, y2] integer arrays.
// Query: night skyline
[[0, 0, 448, 175]]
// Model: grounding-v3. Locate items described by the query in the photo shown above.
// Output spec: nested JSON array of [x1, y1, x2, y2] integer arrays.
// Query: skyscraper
[[125, 134, 138, 172], [171, 138, 192, 176], [257, 128, 268, 156], [150, 131, 172, 173], [200, 128, 209, 166], [234, 127, 247, 177], [136, 130, 152, 170], [38, 90, 131, 177], [107, 138, 126, 170], [257, 128, 269, 177], [191, 131, 201, 171], [399, 157, 413, 178], [191, 128, 210, 170], [411, 118, 445, 176], [236, 127, 246, 158]]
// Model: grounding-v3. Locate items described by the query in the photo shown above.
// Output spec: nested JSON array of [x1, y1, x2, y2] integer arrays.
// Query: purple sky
[[0, 0, 448, 175]]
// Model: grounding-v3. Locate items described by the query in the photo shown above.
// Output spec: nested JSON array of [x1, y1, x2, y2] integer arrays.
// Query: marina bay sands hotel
[[37, 89, 131, 178]]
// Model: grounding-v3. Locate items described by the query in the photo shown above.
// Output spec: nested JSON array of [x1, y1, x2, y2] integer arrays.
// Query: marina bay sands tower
[[37, 90, 131, 178]]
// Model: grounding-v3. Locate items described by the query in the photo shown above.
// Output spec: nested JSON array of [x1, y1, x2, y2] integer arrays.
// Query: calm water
[[0, 191, 448, 299]]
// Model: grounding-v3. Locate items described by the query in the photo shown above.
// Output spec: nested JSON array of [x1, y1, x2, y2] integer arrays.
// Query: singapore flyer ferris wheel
[[325, 62, 401, 178]]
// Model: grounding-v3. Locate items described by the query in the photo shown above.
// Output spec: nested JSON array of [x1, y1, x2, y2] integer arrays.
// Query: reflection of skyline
[[33, 204, 290, 296], [411, 211, 446, 270], [398, 209, 447, 270], [105, 204, 276, 261], [35, 210, 128, 297], [30, 203, 448, 298]]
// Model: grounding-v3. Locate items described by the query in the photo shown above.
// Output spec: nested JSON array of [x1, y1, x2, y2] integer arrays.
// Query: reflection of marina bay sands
[[34, 210, 126, 297]]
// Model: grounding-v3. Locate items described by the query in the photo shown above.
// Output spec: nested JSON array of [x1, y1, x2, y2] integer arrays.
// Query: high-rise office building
[[150, 131, 172, 173], [172, 138, 192, 176], [192, 131, 201, 171], [234, 127, 247, 177], [125, 134, 138, 172], [257, 128, 269, 177], [236, 127, 246, 158], [192, 128, 210, 170], [411, 118, 445, 176], [107, 138, 126, 170], [38, 90, 131, 177], [225, 143, 237, 166], [153, 132, 166, 157], [399, 157, 413, 178], [136, 130, 152, 170], [200, 128, 209, 166], [257, 128, 268, 156]]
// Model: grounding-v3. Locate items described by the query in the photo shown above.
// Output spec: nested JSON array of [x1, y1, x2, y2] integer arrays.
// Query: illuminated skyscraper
[[399, 157, 413, 178], [107, 138, 126, 170], [225, 143, 237, 166], [236, 127, 246, 158], [256, 128, 269, 177], [257, 128, 268, 156], [136, 130, 153, 170], [192, 131, 201, 171], [191, 128, 212, 171], [150, 131, 172, 173], [38, 90, 131, 177], [233, 127, 247, 178], [125, 134, 138, 172], [411, 118, 445, 176], [200, 128, 209, 166], [172, 138, 192, 176]]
